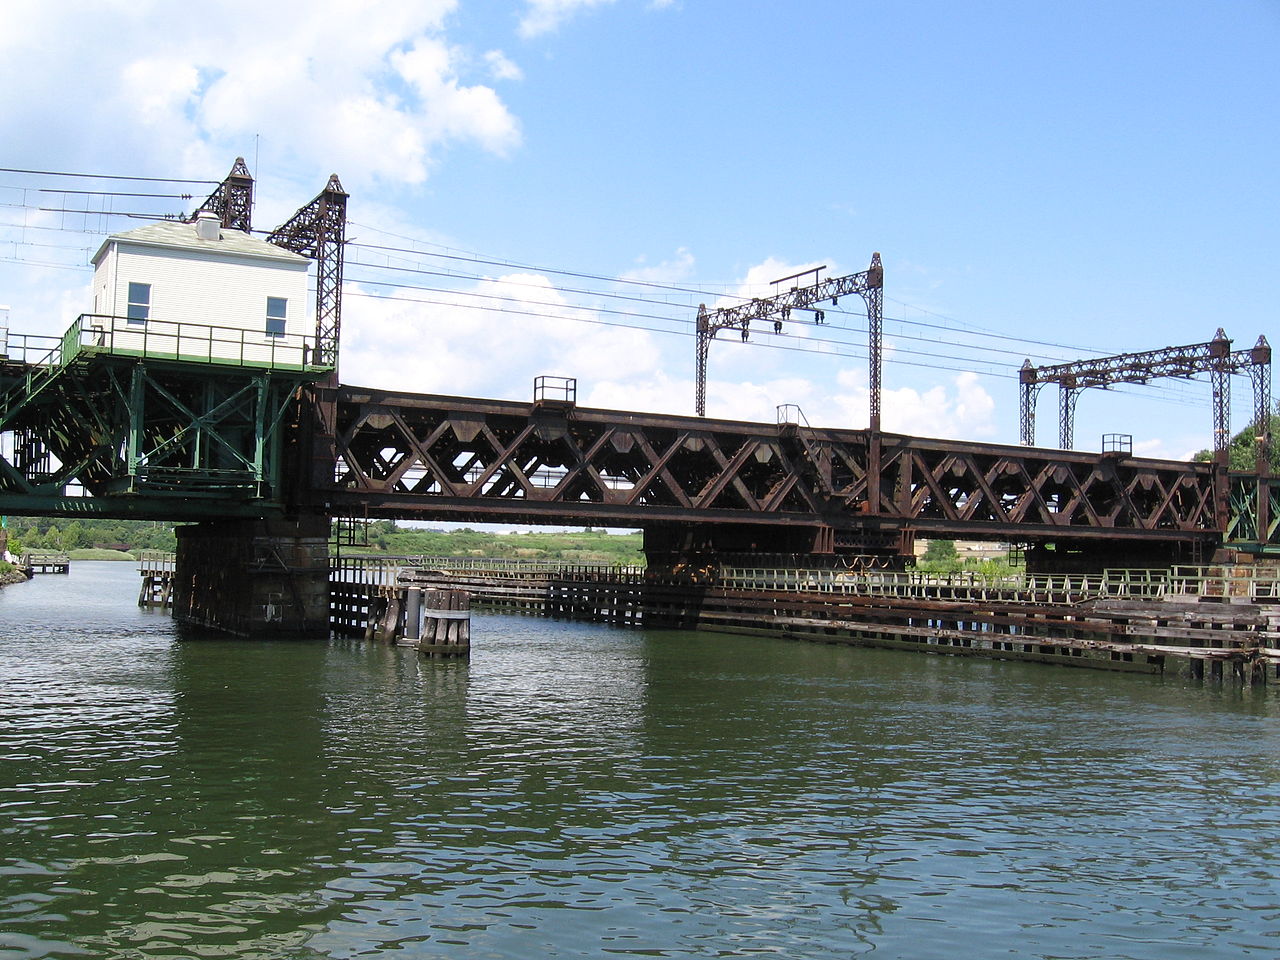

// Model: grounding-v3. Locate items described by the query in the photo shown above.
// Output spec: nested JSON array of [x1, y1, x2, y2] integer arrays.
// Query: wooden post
[[400, 587, 422, 645], [420, 589, 470, 658]]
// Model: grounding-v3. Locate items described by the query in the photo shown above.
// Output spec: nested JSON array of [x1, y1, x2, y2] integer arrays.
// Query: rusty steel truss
[[1020, 329, 1272, 461], [267, 175, 349, 371], [316, 385, 1220, 557], [190, 157, 254, 232], [695, 253, 883, 422]]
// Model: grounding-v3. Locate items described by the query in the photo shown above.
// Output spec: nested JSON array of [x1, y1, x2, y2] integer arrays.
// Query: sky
[[1, 0, 1278, 464]]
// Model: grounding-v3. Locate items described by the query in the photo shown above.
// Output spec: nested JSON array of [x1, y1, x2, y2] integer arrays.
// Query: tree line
[[1, 517, 177, 555]]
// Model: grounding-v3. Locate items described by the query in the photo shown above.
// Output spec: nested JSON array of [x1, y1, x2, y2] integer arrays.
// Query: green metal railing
[[68, 314, 330, 373]]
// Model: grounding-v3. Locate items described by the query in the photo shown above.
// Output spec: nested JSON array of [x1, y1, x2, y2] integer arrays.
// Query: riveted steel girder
[[319, 385, 1222, 550], [0, 352, 308, 518]]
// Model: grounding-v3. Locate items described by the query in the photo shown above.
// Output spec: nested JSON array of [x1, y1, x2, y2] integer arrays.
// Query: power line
[[0, 166, 216, 184], [38, 188, 195, 200], [0, 190, 1246, 412], [343, 287, 1207, 409], [345, 238, 1158, 368], [37, 207, 181, 220], [0, 189, 1223, 371], [345, 249, 1111, 369], [347, 266, 1062, 370]]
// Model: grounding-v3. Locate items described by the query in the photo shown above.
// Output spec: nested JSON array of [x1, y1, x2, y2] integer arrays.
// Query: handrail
[[70, 313, 328, 372]]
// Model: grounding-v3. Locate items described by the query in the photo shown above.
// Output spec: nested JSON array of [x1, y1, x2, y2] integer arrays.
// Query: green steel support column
[[254, 374, 269, 492], [126, 364, 146, 490]]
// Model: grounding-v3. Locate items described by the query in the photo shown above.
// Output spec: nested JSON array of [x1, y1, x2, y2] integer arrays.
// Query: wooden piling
[[419, 589, 470, 658]]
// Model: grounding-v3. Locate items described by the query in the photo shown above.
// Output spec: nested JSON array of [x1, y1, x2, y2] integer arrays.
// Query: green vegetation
[[1, 517, 642, 564], [67, 548, 138, 561], [913, 539, 1020, 577], [1194, 413, 1280, 472], [1, 517, 177, 555], [344, 521, 645, 565]]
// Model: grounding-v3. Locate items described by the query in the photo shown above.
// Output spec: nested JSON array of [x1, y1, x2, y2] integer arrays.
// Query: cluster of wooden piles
[[137, 552, 174, 609], [362, 585, 471, 657], [329, 557, 471, 656]]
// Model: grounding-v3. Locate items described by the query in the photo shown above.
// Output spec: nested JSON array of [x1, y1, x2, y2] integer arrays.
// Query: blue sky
[[1, 0, 1277, 461]]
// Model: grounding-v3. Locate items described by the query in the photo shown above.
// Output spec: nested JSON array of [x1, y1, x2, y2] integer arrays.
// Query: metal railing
[[0, 332, 60, 363], [533, 375, 577, 405], [331, 554, 645, 586], [67, 314, 328, 372]]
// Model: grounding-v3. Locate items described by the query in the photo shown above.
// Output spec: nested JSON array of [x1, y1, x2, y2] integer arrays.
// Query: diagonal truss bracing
[[267, 175, 348, 370], [319, 386, 1222, 549], [190, 157, 254, 232]]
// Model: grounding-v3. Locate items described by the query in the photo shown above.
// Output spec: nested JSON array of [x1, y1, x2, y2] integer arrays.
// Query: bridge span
[[1, 325, 1273, 636], [314, 381, 1225, 568]]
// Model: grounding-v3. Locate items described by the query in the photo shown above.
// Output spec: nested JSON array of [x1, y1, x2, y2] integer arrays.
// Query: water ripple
[[1, 567, 1277, 958]]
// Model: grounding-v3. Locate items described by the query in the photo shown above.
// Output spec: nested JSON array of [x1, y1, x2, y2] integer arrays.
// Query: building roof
[[92, 220, 310, 267]]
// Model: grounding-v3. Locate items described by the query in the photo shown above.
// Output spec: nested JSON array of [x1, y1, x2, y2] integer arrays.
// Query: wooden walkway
[[337, 556, 1280, 682]]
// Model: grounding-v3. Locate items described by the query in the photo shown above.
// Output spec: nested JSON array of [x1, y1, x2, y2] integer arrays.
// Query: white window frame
[[265, 296, 287, 338], [127, 282, 151, 323]]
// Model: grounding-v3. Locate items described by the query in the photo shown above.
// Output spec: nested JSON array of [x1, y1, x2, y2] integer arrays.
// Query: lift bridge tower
[[0, 159, 348, 635]]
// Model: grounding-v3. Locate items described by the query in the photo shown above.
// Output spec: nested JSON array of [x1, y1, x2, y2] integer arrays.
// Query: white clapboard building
[[87, 211, 313, 368]]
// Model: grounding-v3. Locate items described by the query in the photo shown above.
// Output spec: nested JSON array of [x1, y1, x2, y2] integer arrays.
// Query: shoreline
[[0, 569, 31, 587]]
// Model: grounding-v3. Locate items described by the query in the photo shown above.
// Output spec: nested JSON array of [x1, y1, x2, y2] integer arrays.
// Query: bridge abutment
[[173, 516, 329, 637]]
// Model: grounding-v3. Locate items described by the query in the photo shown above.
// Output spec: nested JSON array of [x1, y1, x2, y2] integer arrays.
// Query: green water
[[0, 562, 1277, 959]]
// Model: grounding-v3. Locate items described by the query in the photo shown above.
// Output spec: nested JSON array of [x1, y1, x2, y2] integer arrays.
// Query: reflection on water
[[0, 562, 1277, 959]]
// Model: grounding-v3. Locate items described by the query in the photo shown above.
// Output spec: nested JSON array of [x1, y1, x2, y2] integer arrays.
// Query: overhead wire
[[345, 286, 1017, 381], [347, 267, 1058, 369], [0, 192, 1241, 413], [0, 166, 216, 184], [345, 236, 1162, 368], [340, 257, 1209, 406]]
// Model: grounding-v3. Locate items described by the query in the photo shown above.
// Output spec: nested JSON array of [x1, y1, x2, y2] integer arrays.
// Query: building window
[[266, 297, 287, 337], [127, 282, 151, 323]]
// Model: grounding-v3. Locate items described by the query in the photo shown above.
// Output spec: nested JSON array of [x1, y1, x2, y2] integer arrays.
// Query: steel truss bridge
[[312, 382, 1262, 565], [2, 335, 1276, 563]]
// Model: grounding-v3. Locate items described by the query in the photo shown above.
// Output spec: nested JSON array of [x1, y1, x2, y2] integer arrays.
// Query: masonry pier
[[173, 517, 329, 637]]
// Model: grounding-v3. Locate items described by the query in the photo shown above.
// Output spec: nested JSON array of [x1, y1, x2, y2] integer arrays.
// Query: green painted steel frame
[[0, 350, 315, 520], [1226, 473, 1280, 553]]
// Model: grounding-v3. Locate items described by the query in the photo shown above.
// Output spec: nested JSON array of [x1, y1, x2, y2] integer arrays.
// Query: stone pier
[[173, 516, 329, 637]]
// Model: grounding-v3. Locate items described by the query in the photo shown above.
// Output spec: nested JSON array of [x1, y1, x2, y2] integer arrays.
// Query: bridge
[[1, 160, 1275, 634]]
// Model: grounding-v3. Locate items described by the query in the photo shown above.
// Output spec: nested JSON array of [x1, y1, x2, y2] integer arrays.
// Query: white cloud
[[518, 0, 675, 37], [0, 0, 518, 190], [620, 248, 695, 285], [519, 0, 618, 38], [829, 368, 997, 439], [339, 269, 664, 400], [484, 50, 524, 82]]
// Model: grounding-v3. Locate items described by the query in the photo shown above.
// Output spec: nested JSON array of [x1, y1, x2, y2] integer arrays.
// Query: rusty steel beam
[[695, 253, 883, 422], [268, 175, 348, 371], [317, 385, 1221, 550], [1020, 330, 1272, 456]]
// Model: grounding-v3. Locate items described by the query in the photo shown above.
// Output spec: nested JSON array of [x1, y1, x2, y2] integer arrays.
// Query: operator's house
[[88, 211, 312, 367]]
